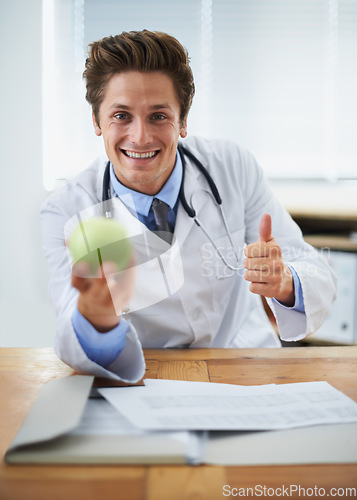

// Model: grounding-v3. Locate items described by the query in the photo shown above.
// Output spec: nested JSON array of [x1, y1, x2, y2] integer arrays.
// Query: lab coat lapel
[[110, 196, 172, 260], [174, 153, 206, 246], [109, 195, 184, 314], [94, 155, 206, 249]]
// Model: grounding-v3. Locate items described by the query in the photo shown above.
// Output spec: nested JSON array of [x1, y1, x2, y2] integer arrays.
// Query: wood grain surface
[[1, 347, 356, 500]]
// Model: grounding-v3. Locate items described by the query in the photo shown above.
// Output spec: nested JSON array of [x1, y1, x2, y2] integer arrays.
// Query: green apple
[[68, 217, 131, 275]]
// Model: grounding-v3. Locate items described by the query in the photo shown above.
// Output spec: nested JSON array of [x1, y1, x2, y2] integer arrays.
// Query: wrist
[[77, 299, 120, 333], [275, 266, 295, 307], [86, 316, 120, 333]]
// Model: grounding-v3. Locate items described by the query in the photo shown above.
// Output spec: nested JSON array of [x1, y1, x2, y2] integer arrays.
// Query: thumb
[[258, 213, 272, 242]]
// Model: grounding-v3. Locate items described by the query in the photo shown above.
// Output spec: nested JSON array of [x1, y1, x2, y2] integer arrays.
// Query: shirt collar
[[109, 151, 183, 216]]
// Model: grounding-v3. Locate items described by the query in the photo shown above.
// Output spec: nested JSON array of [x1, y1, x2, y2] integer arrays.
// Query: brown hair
[[83, 30, 195, 125]]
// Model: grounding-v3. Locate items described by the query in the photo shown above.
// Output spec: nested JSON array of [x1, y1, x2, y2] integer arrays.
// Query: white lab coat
[[40, 137, 336, 382]]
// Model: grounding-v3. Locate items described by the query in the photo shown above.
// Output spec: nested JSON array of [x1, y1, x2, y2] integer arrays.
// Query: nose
[[128, 118, 152, 146]]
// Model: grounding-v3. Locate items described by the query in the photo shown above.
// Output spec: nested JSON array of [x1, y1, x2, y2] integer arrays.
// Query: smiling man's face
[[93, 71, 187, 196]]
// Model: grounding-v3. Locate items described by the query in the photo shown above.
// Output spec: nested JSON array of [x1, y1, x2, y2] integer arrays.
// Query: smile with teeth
[[123, 150, 158, 159]]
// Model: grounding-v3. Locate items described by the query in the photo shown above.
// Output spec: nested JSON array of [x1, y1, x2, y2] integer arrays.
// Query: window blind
[[42, 0, 357, 190]]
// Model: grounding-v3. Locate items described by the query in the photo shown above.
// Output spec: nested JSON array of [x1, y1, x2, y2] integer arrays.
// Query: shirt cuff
[[72, 307, 129, 367], [272, 264, 305, 314]]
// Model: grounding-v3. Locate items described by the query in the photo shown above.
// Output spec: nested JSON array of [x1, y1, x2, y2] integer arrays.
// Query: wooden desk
[[1, 347, 357, 500]]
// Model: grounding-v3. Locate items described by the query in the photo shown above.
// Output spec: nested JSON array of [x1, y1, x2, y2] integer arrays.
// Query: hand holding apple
[[68, 217, 132, 276], [69, 217, 134, 332]]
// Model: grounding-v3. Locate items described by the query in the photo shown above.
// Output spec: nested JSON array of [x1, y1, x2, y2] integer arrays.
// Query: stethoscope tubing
[[102, 144, 241, 272]]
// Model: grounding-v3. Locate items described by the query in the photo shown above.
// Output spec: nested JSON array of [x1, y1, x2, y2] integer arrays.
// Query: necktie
[[151, 198, 173, 244]]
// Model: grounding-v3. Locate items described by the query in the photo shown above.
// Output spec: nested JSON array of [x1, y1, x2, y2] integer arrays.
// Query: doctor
[[40, 30, 336, 382]]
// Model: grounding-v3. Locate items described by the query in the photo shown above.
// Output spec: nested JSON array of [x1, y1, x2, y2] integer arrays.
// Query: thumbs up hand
[[243, 214, 295, 306]]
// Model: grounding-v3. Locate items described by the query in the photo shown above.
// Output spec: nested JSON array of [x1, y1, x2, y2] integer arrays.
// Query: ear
[[179, 118, 188, 138], [92, 111, 102, 136]]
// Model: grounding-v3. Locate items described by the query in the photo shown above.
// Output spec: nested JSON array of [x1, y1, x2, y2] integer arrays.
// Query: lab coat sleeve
[[269, 255, 337, 342], [267, 215, 337, 342], [239, 147, 337, 341], [40, 193, 145, 382]]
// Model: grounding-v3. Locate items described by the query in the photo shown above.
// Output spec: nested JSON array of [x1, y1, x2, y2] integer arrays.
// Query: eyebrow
[[109, 103, 173, 111], [150, 104, 172, 110]]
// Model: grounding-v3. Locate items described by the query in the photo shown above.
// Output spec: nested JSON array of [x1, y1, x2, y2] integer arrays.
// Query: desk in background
[[1, 347, 357, 500]]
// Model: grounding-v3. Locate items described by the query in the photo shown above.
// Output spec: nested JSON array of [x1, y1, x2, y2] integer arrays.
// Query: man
[[40, 30, 336, 382]]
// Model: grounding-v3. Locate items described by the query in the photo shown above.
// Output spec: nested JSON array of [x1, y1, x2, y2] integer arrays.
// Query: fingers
[[244, 258, 285, 287], [259, 213, 272, 243], [247, 281, 280, 299], [244, 260, 285, 281], [71, 262, 91, 292], [71, 261, 117, 300], [244, 242, 282, 259], [246, 265, 294, 305], [242, 213, 295, 304], [72, 256, 136, 323], [244, 213, 281, 258], [72, 261, 91, 278], [99, 261, 120, 278], [244, 266, 285, 297], [244, 213, 286, 299]]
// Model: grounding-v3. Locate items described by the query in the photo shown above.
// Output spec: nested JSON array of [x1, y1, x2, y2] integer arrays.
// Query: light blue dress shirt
[[73, 153, 182, 366], [73, 152, 305, 367], [109, 151, 182, 230]]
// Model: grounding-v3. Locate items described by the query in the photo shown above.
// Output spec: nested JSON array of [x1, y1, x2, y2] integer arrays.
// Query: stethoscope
[[102, 143, 241, 272]]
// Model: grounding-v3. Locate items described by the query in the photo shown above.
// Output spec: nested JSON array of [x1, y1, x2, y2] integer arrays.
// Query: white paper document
[[99, 379, 357, 431], [69, 395, 205, 464], [6, 376, 357, 466], [70, 398, 150, 436]]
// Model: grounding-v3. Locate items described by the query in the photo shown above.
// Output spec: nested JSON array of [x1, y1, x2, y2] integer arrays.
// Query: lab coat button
[[192, 308, 202, 321]]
